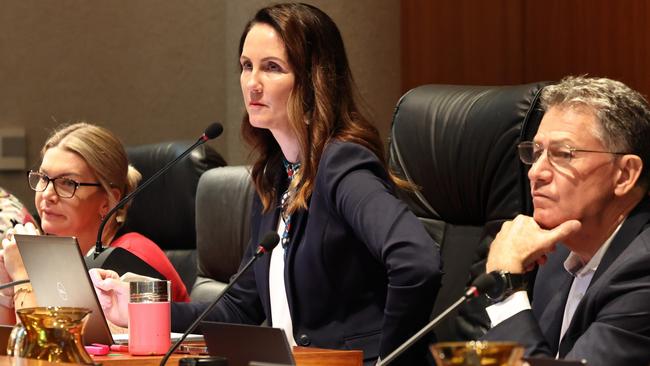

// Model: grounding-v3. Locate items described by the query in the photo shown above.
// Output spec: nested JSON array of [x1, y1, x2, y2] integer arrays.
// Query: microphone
[[377, 271, 504, 366], [0, 279, 30, 291], [93, 122, 223, 259], [159, 232, 280, 366]]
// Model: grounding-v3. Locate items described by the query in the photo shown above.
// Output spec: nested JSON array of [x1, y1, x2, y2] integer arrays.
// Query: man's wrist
[[485, 271, 528, 303]]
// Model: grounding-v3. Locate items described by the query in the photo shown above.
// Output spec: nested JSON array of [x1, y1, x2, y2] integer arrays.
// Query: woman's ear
[[100, 187, 123, 218], [614, 154, 643, 196]]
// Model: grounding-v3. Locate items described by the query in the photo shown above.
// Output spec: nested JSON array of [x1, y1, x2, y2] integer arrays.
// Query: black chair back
[[389, 82, 548, 340], [120, 141, 226, 290], [191, 166, 254, 302]]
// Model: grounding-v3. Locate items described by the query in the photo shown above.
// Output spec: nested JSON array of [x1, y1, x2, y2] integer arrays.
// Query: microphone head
[[471, 272, 503, 297], [259, 232, 280, 252], [203, 122, 224, 140]]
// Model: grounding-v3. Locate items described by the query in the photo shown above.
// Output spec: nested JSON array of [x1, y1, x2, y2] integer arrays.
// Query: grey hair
[[540, 75, 650, 186]]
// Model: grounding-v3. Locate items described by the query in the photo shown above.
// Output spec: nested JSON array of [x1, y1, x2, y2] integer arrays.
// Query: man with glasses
[[482, 76, 650, 365]]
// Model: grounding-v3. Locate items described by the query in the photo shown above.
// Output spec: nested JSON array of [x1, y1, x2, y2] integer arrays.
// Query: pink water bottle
[[128, 280, 171, 355]]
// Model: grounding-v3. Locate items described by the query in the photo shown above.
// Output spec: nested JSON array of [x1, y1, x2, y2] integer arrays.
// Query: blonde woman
[[0, 123, 189, 323]]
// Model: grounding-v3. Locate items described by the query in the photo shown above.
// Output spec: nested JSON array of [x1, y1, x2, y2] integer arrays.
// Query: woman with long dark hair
[[93, 4, 441, 364]]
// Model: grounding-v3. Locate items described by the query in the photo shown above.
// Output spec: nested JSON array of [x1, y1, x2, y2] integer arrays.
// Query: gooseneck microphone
[[93, 122, 223, 259], [0, 279, 30, 291], [377, 271, 504, 366], [159, 232, 280, 366]]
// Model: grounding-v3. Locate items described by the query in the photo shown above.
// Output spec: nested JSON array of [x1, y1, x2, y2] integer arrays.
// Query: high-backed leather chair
[[190, 166, 255, 302], [389, 82, 548, 341], [119, 141, 226, 291]]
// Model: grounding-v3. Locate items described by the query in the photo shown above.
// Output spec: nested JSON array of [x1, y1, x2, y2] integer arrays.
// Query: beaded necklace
[[280, 159, 301, 249]]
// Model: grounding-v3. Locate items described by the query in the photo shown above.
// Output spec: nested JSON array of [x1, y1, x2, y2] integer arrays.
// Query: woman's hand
[[89, 268, 130, 328], [1, 223, 40, 282], [0, 250, 14, 308]]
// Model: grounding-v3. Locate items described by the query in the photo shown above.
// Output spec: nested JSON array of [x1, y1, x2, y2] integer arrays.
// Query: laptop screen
[[202, 321, 295, 366], [14, 234, 114, 345]]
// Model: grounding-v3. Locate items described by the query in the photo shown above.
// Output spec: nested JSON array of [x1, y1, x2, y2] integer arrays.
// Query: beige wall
[[0, 0, 401, 211]]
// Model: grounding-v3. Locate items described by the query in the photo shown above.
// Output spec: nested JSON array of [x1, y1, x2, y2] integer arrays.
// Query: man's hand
[[486, 215, 581, 273]]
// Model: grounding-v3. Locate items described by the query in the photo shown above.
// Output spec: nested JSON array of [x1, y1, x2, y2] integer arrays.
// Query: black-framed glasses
[[27, 170, 102, 199], [517, 141, 629, 168]]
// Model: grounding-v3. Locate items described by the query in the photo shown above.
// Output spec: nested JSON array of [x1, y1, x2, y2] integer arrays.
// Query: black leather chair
[[190, 166, 255, 302], [119, 141, 226, 291], [388, 82, 548, 341]]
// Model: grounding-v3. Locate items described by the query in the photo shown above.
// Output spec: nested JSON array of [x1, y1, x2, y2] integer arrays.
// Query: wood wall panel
[[402, 0, 650, 98], [401, 0, 524, 92], [523, 0, 650, 96]]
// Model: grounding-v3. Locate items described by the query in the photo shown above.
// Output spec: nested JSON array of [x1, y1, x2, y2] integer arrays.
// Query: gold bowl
[[430, 341, 524, 366], [9, 306, 94, 365]]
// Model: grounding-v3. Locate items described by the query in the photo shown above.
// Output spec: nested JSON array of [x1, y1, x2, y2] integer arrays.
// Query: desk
[[293, 347, 362, 366], [92, 347, 363, 366], [92, 352, 192, 366], [0, 355, 77, 365]]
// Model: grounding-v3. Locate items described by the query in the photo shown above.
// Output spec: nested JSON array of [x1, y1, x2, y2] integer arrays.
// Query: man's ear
[[614, 154, 643, 196]]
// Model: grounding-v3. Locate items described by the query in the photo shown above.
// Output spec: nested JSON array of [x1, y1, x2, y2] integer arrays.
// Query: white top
[[269, 217, 297, 347], [486, 222, 622, 354]]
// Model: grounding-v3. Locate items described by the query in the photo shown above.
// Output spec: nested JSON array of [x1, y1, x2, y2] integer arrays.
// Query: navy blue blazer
[[172, 141, 442, 365], [485, 197, 650, 366]]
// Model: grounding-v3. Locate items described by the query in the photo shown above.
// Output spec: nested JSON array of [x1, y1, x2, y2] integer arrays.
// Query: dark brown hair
[[240, 3, 407, 212]]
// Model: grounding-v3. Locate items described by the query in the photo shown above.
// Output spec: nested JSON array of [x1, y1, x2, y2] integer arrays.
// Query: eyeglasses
[[27, 171, 102, 199], [517, 141, 629, 168]]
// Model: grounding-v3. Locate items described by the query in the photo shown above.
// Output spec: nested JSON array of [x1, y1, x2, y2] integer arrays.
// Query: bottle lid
[[129, 280, 170, 303]]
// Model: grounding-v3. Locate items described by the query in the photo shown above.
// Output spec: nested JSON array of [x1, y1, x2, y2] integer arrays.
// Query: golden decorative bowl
[[10, 306, 94, 365], [430, 341, 524, 366]]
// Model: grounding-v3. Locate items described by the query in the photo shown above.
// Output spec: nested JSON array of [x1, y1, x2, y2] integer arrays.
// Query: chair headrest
[[389, 83, 547, 225], [195, 166, 254, 282], [119, 141, 226, 250]]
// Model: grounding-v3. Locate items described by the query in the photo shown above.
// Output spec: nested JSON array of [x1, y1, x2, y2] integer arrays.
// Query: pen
[[110, 344, 129, 352], [85, 343, 110, 356]]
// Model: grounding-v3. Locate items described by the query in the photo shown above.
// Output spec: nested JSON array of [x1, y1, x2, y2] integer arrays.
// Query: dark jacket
[[172, 141, 442, 365], [485, 197, 650, 366]]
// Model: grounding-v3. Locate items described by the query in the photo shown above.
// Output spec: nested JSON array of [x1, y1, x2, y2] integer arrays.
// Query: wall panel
[[401, 0, 524, 91], [403, 0, 650, 98]]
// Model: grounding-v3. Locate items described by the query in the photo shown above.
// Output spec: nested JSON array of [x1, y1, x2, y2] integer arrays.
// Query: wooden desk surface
[[92, 352, 192, 366], [91, 346, 363, 366], [0, 355, 77, 365], [293, 346, 362, 366], [0, 347, 362, 366]]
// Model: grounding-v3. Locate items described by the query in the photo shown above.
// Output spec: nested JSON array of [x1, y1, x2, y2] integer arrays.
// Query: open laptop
[[14, 234, 114, 346], [202, 322, 295, 366], [15, 234, 205, 348]]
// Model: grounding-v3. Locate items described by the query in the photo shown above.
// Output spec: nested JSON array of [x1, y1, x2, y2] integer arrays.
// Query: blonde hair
[[42, 122, 141, 241]]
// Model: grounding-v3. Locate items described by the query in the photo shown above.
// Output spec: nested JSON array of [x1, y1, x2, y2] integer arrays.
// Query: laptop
[[15, 234, 205, 348], [14, 234, 114, 345], [202, 322, 295, 366]]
